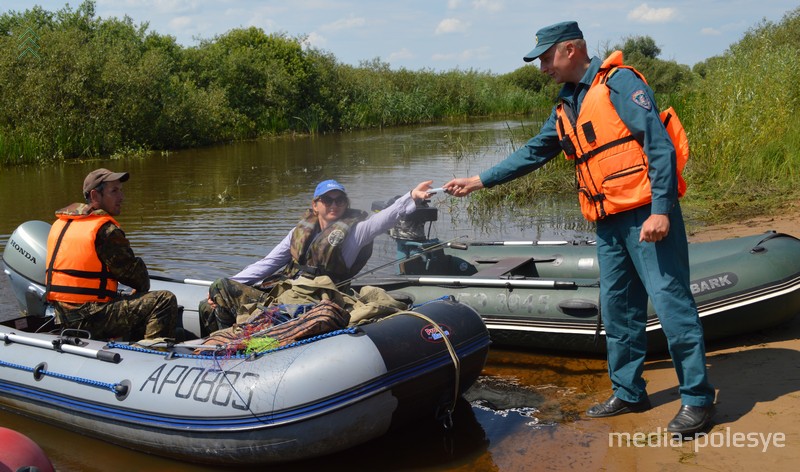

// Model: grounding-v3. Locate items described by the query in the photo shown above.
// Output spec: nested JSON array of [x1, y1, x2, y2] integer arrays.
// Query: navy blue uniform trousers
[[596, 203, 715, 407]]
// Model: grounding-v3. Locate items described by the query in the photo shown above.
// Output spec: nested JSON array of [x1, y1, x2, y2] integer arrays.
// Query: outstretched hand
[[411, 180, 434, 201], [443, 175, 484, 197]]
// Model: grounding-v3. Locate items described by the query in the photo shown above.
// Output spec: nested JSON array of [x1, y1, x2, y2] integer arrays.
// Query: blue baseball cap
[[313, 179, 347, 199], [523, 21, 583, 62]]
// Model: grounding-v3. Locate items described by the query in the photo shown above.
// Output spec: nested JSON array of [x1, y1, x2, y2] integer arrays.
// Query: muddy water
[[0, 119, 614, 471]]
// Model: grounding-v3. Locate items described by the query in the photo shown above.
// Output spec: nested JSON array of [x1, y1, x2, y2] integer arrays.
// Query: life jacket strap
[[47, 283, 118, 301], [575, 135, 637, 165]]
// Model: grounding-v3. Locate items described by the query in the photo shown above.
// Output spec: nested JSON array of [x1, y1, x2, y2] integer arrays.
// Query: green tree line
[[0, 1, 548, 164], [2, 2, 799, 221]]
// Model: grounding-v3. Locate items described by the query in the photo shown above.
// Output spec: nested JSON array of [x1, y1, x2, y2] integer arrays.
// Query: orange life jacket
[[45, 214, 120, 303], [555, 50, 688, 222]]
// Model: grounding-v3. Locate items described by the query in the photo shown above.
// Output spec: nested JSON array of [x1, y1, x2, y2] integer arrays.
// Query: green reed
[[2, 2, 799, 227], [678, 9, 800, 221]]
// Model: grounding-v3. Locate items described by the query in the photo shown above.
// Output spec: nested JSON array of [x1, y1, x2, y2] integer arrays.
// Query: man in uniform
[[444, 21, 715, 435]]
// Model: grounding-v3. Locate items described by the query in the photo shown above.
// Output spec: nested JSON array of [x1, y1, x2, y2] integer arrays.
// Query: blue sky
[[10, 1, 798, 73]]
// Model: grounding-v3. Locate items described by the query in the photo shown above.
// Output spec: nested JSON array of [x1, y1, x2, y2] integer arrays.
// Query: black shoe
[[586, 394, 652, 418], [667, 404, 715, 435]]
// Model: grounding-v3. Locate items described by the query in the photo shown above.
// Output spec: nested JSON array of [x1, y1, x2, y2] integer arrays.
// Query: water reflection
[[0, 118, 594, 282], [0, 119, 600, 471], [0, 348, 611, 472]]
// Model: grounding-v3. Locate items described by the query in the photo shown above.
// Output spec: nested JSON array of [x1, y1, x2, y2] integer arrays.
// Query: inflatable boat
[[6, 214, 800, 356], [357, 200, 800, 353], [1, 222, 490, 465], [357, 229, 800, 353]]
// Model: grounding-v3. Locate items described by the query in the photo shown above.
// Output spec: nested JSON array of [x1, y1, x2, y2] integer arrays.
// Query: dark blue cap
[[523, 21, 583, 62]]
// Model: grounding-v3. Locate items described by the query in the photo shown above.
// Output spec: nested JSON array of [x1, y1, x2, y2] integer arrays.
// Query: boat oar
[[150, 274, 213, 287], [411, 277, 579, 289], [411, 276, 578, 288], [0, 330, 121, 363], [363, 276, 595, 290], [467, 240, 594, 246]]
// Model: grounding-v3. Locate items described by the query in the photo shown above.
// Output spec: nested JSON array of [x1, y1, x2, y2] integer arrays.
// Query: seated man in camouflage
[[45, 168, 178, 341]]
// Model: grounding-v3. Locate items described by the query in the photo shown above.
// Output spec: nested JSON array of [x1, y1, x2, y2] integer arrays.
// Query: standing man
[[444, 21, 715, 435], [45, 168, 178, 341]]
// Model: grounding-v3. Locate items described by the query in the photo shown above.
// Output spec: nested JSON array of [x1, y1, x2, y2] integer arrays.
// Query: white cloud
[[158, 0, 199, 14], [245, 11, 277, 34], [432, 46, 490, 63], [627, 3, 677, 23], [303, 31, 327, 48], [472, 0, 504, 12], [322, 16, 366, 32], [700, 27, 721, 36], [435, 18, 469, 34], [459, 46, 491, 60], [447, 0, 462, 9], [432, 52, 456, 61], [389, 48, 414, 61], [111, 0, 198, 14], [168, 16, 192, 29]]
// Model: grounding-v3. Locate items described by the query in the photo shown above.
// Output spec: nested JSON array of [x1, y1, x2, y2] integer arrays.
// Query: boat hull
[[4, 220, 799, 355], [0, 300, 489, 464], [358, 232, 800, 354]]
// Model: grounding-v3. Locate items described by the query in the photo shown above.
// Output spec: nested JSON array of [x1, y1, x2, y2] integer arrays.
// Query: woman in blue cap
[[200, 179, 434, 333]]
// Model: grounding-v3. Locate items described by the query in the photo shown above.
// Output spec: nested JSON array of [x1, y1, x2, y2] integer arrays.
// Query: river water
[[0, 119, 620, 471]]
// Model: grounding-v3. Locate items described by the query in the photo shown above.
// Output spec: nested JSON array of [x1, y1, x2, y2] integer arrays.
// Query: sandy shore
[[582, 207, 800, 471]]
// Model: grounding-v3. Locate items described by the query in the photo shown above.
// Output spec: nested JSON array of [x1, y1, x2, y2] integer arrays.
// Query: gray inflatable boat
[[1, 221, 490, 465]]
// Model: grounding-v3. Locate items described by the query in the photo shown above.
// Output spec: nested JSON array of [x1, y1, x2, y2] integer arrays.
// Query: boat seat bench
[[472, 256, 535, 277]]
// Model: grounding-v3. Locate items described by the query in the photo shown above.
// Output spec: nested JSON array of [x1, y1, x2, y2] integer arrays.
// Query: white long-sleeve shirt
[[231, 192, 418, 284]]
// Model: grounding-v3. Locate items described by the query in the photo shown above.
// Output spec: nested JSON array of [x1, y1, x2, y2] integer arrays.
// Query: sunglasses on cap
[[316, 195, 348, 206]]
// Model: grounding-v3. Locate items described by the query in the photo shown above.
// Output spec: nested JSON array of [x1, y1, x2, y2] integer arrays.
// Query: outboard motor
[[3, 220, 51, 317], [372, 197, 440, 257]]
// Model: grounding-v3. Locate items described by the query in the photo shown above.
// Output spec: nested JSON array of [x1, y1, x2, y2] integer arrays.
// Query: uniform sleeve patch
[[631, 90, 652, 110]]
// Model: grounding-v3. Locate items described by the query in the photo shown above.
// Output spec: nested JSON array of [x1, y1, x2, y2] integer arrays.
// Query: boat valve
[[114, 380, 131, 400]]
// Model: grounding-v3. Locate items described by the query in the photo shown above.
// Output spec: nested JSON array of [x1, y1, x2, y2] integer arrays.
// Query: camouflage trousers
[[54, 290, 178, 341], [199, 278, 273, 336]]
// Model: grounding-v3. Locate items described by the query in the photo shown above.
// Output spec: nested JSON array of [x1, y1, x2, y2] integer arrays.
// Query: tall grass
[[0, 131, 52, 165], [680, 9, 800, 220], [468, 8, 800, 223], [335, 62, 545, 129]]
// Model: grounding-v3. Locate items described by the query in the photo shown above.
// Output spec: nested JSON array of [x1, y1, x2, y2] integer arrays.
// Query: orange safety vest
[[45, 214, 120, 303], [555, 50, 689, 222]]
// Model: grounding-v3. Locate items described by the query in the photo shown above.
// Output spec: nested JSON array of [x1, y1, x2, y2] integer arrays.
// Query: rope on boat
[[0, 358, 123, 395], [378, 309, 461, 429], [410, 295, 451, 309], [106, 327, 360, 360]]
